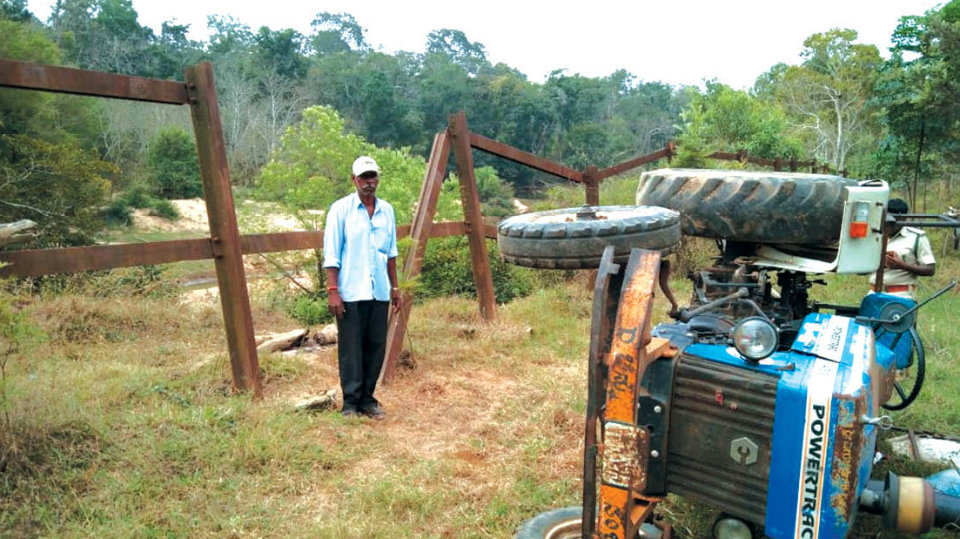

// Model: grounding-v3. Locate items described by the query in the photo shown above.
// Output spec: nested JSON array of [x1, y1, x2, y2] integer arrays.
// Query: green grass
[[2, 226, 959, 538]]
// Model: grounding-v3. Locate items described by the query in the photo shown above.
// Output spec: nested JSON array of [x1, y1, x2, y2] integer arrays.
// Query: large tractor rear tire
[[636, 169, 858, 244]]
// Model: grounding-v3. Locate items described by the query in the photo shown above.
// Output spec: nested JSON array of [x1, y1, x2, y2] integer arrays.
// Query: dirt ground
[[131, 199, 304, 233]]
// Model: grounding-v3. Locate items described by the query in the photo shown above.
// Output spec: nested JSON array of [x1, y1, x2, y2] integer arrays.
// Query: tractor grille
[[666, 354, 779, 526]]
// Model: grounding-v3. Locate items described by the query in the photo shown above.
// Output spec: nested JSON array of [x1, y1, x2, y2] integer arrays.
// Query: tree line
[[1, 0, 958, 248]]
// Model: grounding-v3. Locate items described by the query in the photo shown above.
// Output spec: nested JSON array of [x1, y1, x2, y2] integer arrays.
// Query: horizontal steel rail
[[0, 221, 497, 278], [595, 145, 674, 181], [0, 59, 189, 104], [468, 132, 584, 182]]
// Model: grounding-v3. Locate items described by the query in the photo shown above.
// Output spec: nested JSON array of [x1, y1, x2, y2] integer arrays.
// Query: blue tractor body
[[651, 311, 898, 539]]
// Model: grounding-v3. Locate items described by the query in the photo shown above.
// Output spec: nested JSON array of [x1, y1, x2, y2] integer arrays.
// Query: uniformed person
[[869, 198, 936, 299]]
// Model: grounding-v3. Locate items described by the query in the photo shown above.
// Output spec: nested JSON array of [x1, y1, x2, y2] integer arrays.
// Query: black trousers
[[336, 300, 389, 412]]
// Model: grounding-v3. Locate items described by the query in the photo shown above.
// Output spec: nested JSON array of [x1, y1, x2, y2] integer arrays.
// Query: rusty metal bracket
[[602, 421, 651, 490], [209, 236, 224, 259]]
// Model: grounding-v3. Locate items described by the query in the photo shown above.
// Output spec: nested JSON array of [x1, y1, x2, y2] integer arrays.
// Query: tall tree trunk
[[834, 95, 844, 171], [912, 116, 926, 211]]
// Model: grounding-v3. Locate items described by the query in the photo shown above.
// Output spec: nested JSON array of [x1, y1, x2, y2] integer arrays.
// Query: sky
[[26, 0, 944, 90]]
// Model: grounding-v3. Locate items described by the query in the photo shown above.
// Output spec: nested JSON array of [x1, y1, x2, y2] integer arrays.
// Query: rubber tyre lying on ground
[[635, 168, 858, 244], [497, 205, 681, 269]]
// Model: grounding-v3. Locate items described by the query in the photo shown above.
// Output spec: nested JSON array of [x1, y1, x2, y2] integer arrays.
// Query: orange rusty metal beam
[[468, 132, 584, 183], [0, 59, 189, 104], [596, 249, 663, 539]]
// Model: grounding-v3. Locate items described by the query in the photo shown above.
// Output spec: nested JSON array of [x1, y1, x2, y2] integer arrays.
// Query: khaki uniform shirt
[[869, 226, 935, 295]]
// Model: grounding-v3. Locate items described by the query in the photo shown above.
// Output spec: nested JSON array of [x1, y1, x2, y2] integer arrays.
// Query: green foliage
[[146, 127, 202, 199], [676, 82, 803, 164], [874, 2, 960, 207], [0, 269, 44, 477], [0, 0, 32, 22], [418, 237, 535, 304], [1, 135, 112, 247], [286, 294, 333, 326], [310, 12, 368, 55], [256, 105, 462, 226], [448, 166, 516, 218], [755, 29, 881, 175], [102, 182, 180, 226], [48, 0, 157, 76], [148, 199, 179, 220], [102, 198, 132, 226]]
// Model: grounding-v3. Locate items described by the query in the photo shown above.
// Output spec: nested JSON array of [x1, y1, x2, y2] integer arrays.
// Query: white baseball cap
[[352, 156, 380, 176]]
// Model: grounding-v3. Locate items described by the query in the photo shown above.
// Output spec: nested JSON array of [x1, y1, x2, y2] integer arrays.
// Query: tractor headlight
[[732, 317, 779, 361]]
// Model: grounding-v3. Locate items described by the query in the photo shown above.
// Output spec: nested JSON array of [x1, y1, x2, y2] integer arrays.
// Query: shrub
[[147, 127, 202, 199], [474, 166, 516, 217], [148, 199, 179, 220], [122, 182, 155, 208], [101, 183, 179, 226], [256, 106, 462, 227], [287, 294, 333, 326], [101, 198, 132, 226], [418, 236, 535, 304]]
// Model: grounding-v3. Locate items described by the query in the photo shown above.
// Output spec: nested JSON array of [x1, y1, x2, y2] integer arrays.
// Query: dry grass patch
[[6, 258, 958, 538]]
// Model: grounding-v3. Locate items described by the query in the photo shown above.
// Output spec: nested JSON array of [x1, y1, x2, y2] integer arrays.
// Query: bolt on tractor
[[498, 169, 960, 539]]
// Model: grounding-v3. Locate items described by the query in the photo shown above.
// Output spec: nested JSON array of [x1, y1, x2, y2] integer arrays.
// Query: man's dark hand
[[327, 289, 344, 319], [884, 251, 907, 270], [391, 288, 401, 314]]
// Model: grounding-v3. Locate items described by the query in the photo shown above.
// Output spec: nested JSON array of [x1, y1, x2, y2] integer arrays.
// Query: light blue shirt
[[323, 192, 398, 302]]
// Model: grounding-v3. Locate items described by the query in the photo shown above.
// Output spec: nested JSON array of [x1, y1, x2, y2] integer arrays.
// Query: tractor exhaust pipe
[[860, 472, 960, 533]]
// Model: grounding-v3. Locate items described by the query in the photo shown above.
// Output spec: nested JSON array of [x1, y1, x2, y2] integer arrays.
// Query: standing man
[[324, 156, 401, 420], [870, 198, 936, 299]]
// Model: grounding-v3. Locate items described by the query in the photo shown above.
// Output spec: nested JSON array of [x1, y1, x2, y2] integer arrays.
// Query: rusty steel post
[[186, 62, 261, 397], [449, 111, 497, 321], [380, 132, 452, 384], [584, 166, 600, 206]]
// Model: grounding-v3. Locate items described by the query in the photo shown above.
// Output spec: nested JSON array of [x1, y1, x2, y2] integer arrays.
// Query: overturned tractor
[[499, 169, 959, 539]]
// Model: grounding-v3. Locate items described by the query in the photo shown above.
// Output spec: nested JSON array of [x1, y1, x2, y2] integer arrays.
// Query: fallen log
[[313, 323, 338, 345], [0, 219, 37, 247], [256, 329, 308, 353]]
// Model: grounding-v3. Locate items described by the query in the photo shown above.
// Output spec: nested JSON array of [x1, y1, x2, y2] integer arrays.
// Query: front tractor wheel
[[514, 507, 665, 539], [497, 205, 681, 269]]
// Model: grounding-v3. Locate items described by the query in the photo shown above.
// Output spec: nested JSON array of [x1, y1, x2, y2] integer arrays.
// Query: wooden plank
[[381, 132, 452, 384], [241, 231, 323, 254], [468, 132, 584, 182], [450, 112, 497, 320], [594, 146, 673, 181], [0, 238, 213, 277], [0, 224, 477, 278], [186, 61, 261, 397], [0, 59, 189, 105]]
